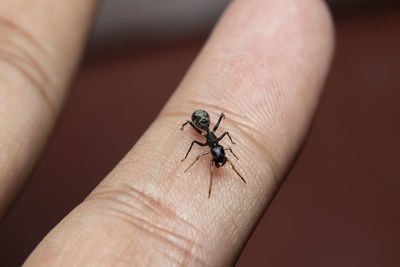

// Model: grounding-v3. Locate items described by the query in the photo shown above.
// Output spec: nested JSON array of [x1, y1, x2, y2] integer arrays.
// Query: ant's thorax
[[203, 130, 219, 148]]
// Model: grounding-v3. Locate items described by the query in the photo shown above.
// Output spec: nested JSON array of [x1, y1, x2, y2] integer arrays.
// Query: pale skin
[[0, 0, 334, 266]]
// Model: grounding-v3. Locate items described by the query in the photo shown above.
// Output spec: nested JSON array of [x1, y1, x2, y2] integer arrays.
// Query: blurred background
[[1, 0, 400, 266]]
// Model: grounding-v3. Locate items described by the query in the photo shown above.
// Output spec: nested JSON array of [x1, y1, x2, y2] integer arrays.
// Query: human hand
[[0, 0, 334, 266]]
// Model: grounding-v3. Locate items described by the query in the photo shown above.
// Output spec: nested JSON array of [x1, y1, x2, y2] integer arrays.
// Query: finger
[[0, 0, 98, 217], [26, 0, 334, 266]]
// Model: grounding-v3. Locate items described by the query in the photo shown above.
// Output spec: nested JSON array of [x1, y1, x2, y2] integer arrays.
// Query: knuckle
[[0, 17, 56, 110], [87, 182, 207, 266]]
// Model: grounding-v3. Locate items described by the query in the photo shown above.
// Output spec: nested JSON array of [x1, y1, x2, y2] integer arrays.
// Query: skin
[[0, 0, 334, 266]]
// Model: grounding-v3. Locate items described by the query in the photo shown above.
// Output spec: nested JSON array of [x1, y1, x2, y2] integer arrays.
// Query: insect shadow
[[181, 110, 246, 198]]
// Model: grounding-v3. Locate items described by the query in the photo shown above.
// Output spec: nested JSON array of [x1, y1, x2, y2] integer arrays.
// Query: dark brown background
[[1, 4, 400, 267]]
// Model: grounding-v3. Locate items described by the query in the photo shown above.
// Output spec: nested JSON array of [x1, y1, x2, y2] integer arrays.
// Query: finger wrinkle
[[91, 183, 200, 233], [0, 37, 53, 87], [0, 52, 55, 112], [111, 212, 206, 266], [0, 16, 49, 55], [87, 183, 206, 266], [0, 17, 57, 111]]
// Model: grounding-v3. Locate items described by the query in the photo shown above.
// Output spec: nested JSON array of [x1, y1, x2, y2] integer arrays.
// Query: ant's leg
[[184, 151, 210, 172], [212, 113, 225, 133], [181, 121, 202, 135], [208, 160, 214, 198], [182, 140, 207, 161], [224, 148, 239, 160], [217, 131, 236, 144], [226, 158, 246, 184]]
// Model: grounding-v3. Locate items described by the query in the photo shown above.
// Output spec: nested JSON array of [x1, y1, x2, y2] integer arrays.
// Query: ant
[[181, 110, 246, 198]]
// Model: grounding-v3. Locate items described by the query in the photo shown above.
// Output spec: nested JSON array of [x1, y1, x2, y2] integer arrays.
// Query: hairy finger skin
[[0, 0, 98, 217], [25, 0, 334, 266]]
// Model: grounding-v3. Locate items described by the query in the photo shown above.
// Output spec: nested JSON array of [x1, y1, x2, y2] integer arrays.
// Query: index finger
[[25, 0, 334, 265]]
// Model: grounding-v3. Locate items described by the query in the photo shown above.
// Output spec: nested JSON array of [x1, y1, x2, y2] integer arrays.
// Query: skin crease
[[0, 0, 333, 266], [0, 0, 98, 218]]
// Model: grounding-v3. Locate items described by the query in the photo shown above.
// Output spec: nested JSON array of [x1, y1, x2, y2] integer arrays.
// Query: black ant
[[181, 110, 246, 198]]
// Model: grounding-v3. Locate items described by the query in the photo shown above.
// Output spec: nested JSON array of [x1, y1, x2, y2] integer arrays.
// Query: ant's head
[[192, 110, 210, 130], [214, 157, 226, 168]]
